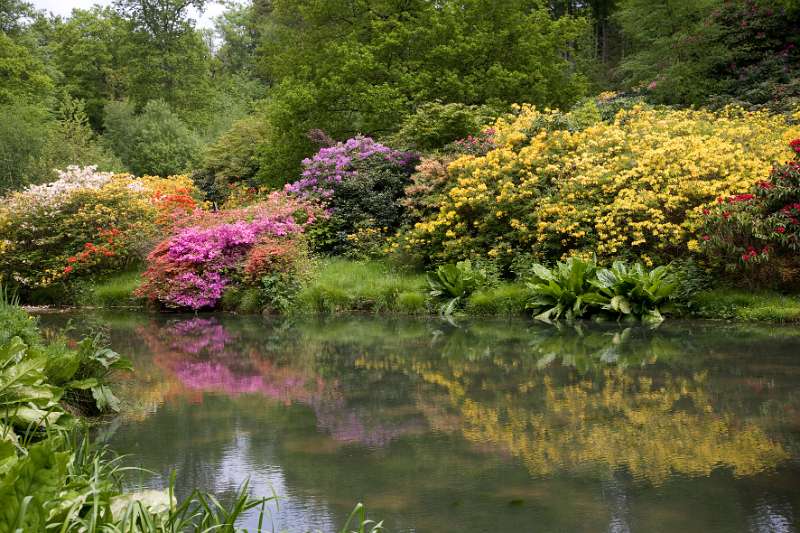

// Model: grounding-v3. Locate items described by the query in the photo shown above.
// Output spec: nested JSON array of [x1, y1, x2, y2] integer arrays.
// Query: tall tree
[[252, 0, 589, 184], [113, 0, 214, 124]]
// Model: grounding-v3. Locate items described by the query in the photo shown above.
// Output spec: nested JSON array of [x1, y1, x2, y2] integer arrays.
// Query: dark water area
[[37, 312, 800, 532]]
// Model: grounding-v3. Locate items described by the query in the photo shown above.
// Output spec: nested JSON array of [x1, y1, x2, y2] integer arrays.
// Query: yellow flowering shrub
[[0, 167, 201, 295], [396, 104, 800, 265]]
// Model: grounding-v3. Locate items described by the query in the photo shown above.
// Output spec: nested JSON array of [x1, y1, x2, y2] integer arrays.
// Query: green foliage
[[253, 0, 588, 182], [526, 257, 605, 321], [318, 158, 417, 255], [527, 257, 679, 322], [465, 283, 530, 316], [50, 6, 127, 129], [427, 260, 488, 315], [193, 114, 270, 204], [0, 31, 53, 105], [296, 259, 427, 314], [616, 0, 800, 107], [0, 97, 120, 193], [691, 288, 800, 322], [103, 99, 200, 176], [75, 270, 143, 308], [395, 291, 428, 314]]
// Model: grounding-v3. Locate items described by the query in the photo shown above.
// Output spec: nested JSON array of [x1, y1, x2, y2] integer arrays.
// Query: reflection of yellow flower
[[358, 350, 789, 485]]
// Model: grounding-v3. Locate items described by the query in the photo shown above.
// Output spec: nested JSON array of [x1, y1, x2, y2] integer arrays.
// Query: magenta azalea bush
[[136, 192, 317, 309]]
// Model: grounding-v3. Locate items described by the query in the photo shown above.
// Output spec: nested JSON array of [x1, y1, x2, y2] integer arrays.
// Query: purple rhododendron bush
[[135, 191, 319, 310]]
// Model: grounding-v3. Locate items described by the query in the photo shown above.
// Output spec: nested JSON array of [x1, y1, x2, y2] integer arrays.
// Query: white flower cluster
[[11, 166, 114, 209]]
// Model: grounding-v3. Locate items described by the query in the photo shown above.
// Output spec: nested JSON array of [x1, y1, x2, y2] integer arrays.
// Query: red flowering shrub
[[244, 239, 301, 281], [699, 140, 800, 288]]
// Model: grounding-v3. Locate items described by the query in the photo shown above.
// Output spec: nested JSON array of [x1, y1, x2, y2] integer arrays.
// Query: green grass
[[76, 270, 143, 308], [294, 258, 428, 314], [690, 288, 800, 322], [466, 283, 530, 316]]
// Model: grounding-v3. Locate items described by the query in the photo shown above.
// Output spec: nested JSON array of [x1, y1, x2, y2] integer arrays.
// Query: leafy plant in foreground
[[591, 261, 677, 323], [526, 257, 604, 321], [428, 260, 488, 315]]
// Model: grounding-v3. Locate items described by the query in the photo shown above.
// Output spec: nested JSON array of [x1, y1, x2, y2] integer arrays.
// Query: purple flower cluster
[[285, 135, 416, 201]]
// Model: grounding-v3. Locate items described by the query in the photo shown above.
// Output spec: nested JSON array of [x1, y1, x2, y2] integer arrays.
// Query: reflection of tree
[[50, 312, 797, 485]]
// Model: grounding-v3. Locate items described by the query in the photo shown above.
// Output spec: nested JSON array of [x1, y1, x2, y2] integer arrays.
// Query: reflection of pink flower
[[176, 362, 264, 394], [149, 317, 423, 448], [647, 81, 658, 90], [168, 318, 234, 356]]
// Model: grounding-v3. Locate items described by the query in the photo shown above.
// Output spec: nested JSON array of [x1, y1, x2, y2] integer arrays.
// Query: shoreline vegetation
[[25, 259, 800, 323], [3, 110, 800, 323]]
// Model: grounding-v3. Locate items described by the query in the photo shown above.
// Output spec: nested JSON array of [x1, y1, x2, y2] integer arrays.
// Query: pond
[[37, 312, 800, 533]]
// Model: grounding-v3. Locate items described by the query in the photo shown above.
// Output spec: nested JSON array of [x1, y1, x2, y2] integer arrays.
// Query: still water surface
[[38, 312, 800, 532]]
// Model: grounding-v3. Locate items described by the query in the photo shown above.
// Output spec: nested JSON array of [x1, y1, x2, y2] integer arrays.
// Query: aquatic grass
[[395, 291, 428, 314], [294, 259, 427, 314], [691, 288, 800, 322], [465, 283, 530, 316]]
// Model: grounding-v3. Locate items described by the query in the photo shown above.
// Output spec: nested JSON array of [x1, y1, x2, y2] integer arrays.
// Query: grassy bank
[[75, 269, 144, 308], [295, 258, 429, 314]]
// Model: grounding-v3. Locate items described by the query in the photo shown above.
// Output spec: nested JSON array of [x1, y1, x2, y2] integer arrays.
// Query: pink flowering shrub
[[699, 140, 800, 288], [136, 192, 317, 310]]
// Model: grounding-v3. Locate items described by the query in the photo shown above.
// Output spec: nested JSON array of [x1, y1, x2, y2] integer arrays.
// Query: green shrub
[[591, 261, 677, 322], [526, 257, 678, 322], [427, 260, 488, 315], [526, 257, 604, 321], [237, 287, 263, 314], [389, 101, 497, 151]]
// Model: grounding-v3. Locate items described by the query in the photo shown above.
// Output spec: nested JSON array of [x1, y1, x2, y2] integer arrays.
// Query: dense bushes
[[700, 139, 800, 288], [395, 102, 800, 267], [0, 167, 199, 298], [526, 257, 677, 322]]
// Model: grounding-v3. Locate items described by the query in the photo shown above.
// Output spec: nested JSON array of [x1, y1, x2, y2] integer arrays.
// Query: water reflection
[[38, 313, 800, 533]]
